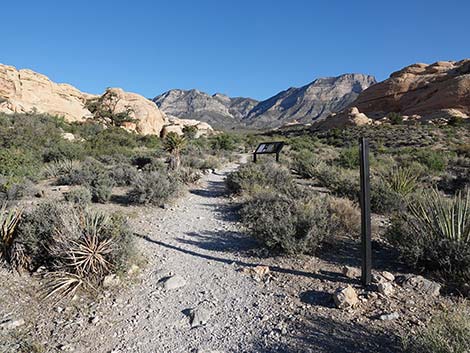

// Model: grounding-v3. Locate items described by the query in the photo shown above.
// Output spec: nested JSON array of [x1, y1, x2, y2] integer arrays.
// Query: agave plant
[[383, 166, 419, 197], [408, 188, 470, 243], [0, 203, 23, 265], [43, 159, 79, 178]]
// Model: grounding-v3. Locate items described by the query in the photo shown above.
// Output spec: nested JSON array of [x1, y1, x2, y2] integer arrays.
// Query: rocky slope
[[153, 89, 258, 130], [351, 59, 470, 120], [0, 64, 213, 137], [244, 74, 376, 128], [155, 74, 376, 130]]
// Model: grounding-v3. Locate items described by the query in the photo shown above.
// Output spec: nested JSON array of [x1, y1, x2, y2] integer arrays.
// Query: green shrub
[[403, 303, 470, 353], [173, 167, 202, 184], [59, 157, 106, 186], [388, 112, 403, 125], [183, 125, 198, 139], [210, 133, 238, 151], [127, 171, 183, 205], [0, 177, 35, 201], [226, 162, 293, 195], [328, 197, 361, 239], [387, 188, 470, 290], [336, 146, 360, 169], [64, 187, 92, 207], [314, 164, 360, 201], [241, 192, 330, 254], [42, 141, 85, 162], [416, 150, 447, 172], [370, 178, 404, 214], [109, 163, 139, 186], [0, 148, 39, 178], [90, 174, 115, 203], [292, 149, 320, 178]]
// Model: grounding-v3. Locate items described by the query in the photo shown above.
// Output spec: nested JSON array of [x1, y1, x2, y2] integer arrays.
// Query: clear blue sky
[[2, 0, 469, 100]]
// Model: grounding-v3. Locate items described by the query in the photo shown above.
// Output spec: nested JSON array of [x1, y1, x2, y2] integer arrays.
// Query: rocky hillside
[[153, 89, 258, 130], [351, 59, 470, 121], [0, 64, 212, 137], [155, 74, 376, 130], [244, 74, 376, 128]]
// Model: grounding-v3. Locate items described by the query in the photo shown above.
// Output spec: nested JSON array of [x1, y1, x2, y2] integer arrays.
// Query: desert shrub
[[292, 149, 320, 178], [90, 174, 115, 203], [387, 188, 470, 290], [370, 178, 404, 214], [183, 125, 198, 139], [42, 140, 85, 162], [241, 192, 330, 254], [173, 167, 202, 184], [403, 303, 470, 353], [226, 162, 293, 195], [0, 148, 39, 179], [59, 157, 106, 185], [0, 177, 36, 201], [388, 112, 403, 125], [64, 187, 92, 207], [336, 146, 360, 169], [43, 160, 80, 179], [328, 197, 361, 238], [456, 144, 470, 159], [416, 150, 447, 172], [314, 164, 360, 201], [109, 163, 139, 186], [127, 171, 183, 205], [210, 133, 238, 151], [16, 203, 135, 297], [448, 115, 465, 126]]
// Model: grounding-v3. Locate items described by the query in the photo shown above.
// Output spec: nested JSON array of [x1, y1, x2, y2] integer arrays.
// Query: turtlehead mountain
[[153, 89, 258, 130], [154, 73, 376, 130]]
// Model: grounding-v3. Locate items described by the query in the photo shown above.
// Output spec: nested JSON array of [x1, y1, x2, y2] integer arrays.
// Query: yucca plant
[[163, 132, 186, 170], [43, 159, 79, 178], [383, 166, 419, 197], [0, 203, 24, 266], [43, 271, 86, 299], [388, 188, 470, 290], [408, 188, 470, 243]]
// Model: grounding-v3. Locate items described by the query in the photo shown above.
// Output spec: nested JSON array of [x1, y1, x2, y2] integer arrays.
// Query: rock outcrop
[[352, 59, 470, 120], [0, 64, 177, 136], [314, 107, 372, 130], [153, 89, 258, 130], [161, 115, 214, 138], [98, 88, 166, 135], [0, 64, 95, 121], [244, 74, 376, 128]]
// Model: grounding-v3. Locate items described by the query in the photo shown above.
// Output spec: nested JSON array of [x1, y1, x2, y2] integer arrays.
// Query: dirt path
[[54, 162, 298, 353]]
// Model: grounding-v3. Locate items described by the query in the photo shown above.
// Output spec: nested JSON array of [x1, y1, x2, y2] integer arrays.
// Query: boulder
[[333, 285, 359, 309], [314, 107, 372, 130], [161, 115, 214, 138], [352, 59, 470, 120], [98, 88, 166, 135], [159, 274, 187, 290], [400, 275, 441, 296]]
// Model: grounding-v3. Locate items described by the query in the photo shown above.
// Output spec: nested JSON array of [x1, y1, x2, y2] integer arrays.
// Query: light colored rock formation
[[314, 107, 372, 130], [0, 64, 171, 136], [161, 115, 214, 138], [0, 63, 95, 121], [353, 59, 470, 119], [98, 88, 166, 135]]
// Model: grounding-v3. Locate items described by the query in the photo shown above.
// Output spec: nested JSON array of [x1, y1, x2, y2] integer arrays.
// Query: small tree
[[182, 125, 198, 139], [163, 132, 186, 170], [86, 89, 136, 127], [388, 112, 403, 125]]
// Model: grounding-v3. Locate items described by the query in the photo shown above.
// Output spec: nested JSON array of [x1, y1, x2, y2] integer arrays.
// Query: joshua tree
[[163, 132, 186, 170]]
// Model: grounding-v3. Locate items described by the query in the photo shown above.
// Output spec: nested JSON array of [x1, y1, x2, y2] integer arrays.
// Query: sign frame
[[253, 141, 284, 163]]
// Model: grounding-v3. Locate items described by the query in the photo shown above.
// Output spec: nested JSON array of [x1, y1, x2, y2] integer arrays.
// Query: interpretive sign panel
[[253, 142, 284, 162]]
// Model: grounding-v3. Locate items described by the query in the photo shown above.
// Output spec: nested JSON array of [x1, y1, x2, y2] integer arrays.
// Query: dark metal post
[[276, 152, 279, 162], [253, 153, 257, 163], [359, 137, 372, 286]]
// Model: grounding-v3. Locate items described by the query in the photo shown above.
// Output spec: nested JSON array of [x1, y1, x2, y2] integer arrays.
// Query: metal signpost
[[359, 137, 372, 286], [253, 142, 284, 163]]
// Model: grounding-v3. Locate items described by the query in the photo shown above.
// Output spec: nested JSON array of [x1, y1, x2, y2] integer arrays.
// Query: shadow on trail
[[135, 233, 356, 285], [177, 230, 258, 253], [190, 179, 228, 198], [246, 314, 401, 353]]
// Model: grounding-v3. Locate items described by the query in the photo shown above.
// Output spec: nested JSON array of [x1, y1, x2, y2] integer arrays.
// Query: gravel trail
[[96, 163, 290, 353]]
